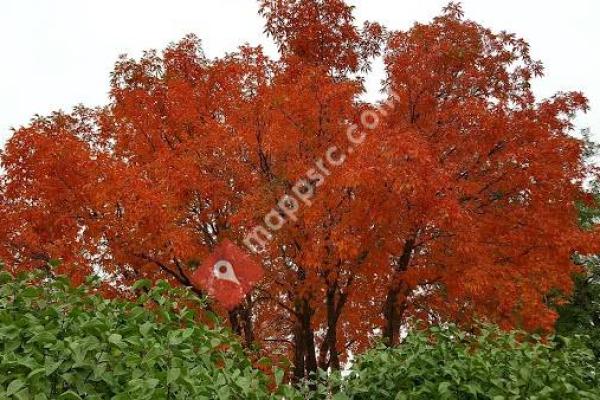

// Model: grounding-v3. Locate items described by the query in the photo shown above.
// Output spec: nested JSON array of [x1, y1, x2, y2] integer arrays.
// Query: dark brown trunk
[[228, 308, 242, 337], [292, 309, 306, 383], [291, 297, 318, 383], [326, 302, 340, 370], [301, 298, 318, 379], [227, 297, 254, 348], [321, 284, 344, 370], [383, 286, 401, 346], [318, 341, 329, 370], [239, 304, 254, 347], [290, 264, 318, 383], [238, 294, 254, 347], [382, 236, 415, 346]]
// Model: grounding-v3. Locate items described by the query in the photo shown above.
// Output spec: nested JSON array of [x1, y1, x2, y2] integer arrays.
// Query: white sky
[[1, 0, 598, 150]]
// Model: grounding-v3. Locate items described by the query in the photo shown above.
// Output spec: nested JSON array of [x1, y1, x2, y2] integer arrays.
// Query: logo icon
[[192, 239, 264, 310], [213, 260, 241, 285]]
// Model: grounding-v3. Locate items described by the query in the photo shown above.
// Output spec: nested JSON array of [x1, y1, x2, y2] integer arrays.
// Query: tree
[[342, 2, 600, 346], [0, 0, 596, 381]]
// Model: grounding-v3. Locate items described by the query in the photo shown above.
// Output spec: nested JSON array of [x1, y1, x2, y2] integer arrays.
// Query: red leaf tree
[[0, 1, 597, 380]]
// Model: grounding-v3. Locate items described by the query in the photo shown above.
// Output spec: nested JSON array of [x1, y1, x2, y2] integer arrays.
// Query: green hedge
[[337, 324, 600, 400], [0, 269, 293, 400], [3, 268, 600, 399]]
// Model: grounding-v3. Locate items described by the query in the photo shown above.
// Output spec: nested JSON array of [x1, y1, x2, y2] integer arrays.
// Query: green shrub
[[0, 269, 292, 399], [339, 324, 600, 400], [4, 268, 599, 400]]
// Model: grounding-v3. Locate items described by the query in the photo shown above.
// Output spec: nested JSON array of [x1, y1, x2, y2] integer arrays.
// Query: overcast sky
[[1, 0, 598, 150]]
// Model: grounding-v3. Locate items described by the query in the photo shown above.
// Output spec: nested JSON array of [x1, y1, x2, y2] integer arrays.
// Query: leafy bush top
[[0, 269, 292, 400], [337, 324, 600, 400], [2, 268, 600, 400]]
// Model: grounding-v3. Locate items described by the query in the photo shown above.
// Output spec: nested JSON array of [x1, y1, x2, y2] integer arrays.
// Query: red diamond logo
[[192, 239, 264, 310]]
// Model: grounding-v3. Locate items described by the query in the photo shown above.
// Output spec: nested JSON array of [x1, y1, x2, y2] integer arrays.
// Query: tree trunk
[[319, 281, 348, 370], [239, 301, 254, 347], [228, 295, 254, 348], [291, 297, 317, 383], [325, 288, 340, 370], [228, 308, 242, 337], [292, 309, 306, 383], [301, 298, 318, 379], [382, 236, 415, 346], [383, 285, 401, 346]]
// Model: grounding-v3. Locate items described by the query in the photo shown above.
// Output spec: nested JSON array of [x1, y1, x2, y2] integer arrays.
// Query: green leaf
[[6, 379, 25, 396], [274, 368, 284, 387], [167, 368, 181, 384], [132, 279, 152, 290], [57, 391, 82, 400], [108, 333, 123, 346], [0, 271, 13, 283], [438, 381, 451, 394], [45, 359, 61, 376], [139, 322, 154, 336], [27, 367, 46, 379]]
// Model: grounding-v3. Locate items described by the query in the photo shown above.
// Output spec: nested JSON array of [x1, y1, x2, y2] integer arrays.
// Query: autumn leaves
[[243, 92, 400, 254]]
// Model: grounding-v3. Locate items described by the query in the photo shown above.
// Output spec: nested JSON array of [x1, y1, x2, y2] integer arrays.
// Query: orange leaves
[[442, 2, 465, 19], [258, 0, 380, 73]]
